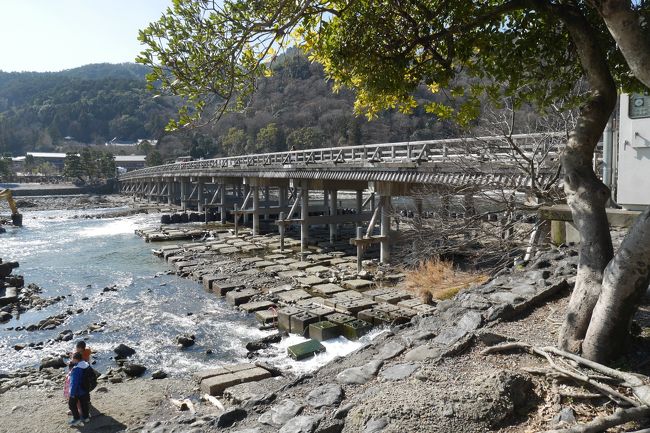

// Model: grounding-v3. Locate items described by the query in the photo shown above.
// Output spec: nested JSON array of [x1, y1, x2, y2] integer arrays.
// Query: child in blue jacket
[[67, 352, 90, 425]]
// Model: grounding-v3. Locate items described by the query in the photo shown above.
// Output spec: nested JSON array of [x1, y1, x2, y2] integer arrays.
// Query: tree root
[[482, 341, 650, 431], [542, 407, 650, 433]]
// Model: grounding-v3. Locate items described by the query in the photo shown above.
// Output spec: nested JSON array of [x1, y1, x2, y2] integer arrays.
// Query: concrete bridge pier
[[356, 190, 363, 228], [197, 179, 205, 212], [252, 185, 260, 235], [180, 180, 188, 211], [301, 187, 309, 258], [329, 189, 338, 244], [220, 182, 227, 223], [264, 186, 270, 221], [242, 184, 250, 225], [380, 195, 392, 264]]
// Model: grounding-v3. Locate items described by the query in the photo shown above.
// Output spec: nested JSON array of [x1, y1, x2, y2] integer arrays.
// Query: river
[[0, 205, 375, 377]]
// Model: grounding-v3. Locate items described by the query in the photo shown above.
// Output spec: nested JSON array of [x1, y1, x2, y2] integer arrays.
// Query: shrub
[[405, 257, 489, 302]]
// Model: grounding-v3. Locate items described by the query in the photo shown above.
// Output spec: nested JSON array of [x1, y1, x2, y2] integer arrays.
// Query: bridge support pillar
[[301, 188, 309, 258], [264, 186, 270, 221], [356, 190, 363, 227], [329, 189, 338, 244], [323, 190, 329, 212], [380, 195, 391, 264], [414, 198, 423, 218], [167, 181, 173, 206], [279, 187, 287, 212], [180, 180, 187, 211], [242, 184, 249, 224], [220, 183, 226, 223], [197, 180, 204, 212], [252, 185, 260, 235]]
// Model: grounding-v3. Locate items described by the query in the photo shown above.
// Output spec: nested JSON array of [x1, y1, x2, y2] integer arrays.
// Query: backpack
[[82, 366, 99, 392]]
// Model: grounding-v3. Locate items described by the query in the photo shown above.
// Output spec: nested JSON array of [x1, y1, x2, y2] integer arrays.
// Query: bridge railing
[[121, 132, 565, 180]]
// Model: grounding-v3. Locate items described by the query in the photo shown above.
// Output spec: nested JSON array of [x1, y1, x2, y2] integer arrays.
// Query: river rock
[[114, 343, 136, 358], [216, 407, 248, 428], [259, 399, 304, 427], [336, 360, 383, 385], [0, 311, 12, 323], [122, 363, 146, 377], [375, 341, 405, 360], [246, 333, 283, 352], [306, 384, 343, 408], [39, 357, 66, 370], [151, 370, 168, 379], [176, 334, 195, 348], [363, 417, 389, 433], [280, 415, 322, 433]]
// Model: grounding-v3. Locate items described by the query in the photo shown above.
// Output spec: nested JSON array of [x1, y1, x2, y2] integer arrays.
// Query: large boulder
[[122, 363, 146, 377], [113, 343, 136, 359], [39, 357, 66, 370]]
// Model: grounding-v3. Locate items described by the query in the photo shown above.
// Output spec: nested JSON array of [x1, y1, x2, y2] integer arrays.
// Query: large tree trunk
[[553, 5, 618, 353], [582, 207, 650, 362], [596, 0, 650, 89]]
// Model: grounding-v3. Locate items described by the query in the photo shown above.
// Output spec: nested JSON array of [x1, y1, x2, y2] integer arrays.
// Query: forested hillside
[[1, 51, 461, 160], [0, 63, 176, 156]]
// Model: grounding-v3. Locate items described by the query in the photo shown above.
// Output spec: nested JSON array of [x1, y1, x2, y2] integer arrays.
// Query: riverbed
[[1, 206, 373, 377]]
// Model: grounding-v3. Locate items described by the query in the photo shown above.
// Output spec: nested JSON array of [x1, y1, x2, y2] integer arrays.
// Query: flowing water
[[0, 206, 380, 377]]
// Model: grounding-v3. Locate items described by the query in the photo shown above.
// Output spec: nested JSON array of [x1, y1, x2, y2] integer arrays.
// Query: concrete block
[[296, 275, 326, 287], [341, 319, 373, 340], [214, 282, 245, 297], [255, 309, 278, 324], [305, 265, 331, 274], [342, 279, 375, 291], [202, 274, 228, 292], [240, 300, 276, 313], [278, 306, 303, 332], [312, 283, 347, 296], [277, 289, 311, 303], [287, 339, 326, 360], [333, 290, 364, 300], [308, 321, 341, 342], [290, 311, 319, 337], [200, 366, 272, 395], [327, 313, 355, 326], [226, 288, 258, 306]]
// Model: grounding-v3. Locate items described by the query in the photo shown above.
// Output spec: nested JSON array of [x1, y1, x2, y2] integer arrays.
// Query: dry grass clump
[[405, 257, 489, 302]]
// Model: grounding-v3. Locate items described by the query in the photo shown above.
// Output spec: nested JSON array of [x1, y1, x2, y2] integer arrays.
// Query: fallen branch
[[543, 406, 650, 433]]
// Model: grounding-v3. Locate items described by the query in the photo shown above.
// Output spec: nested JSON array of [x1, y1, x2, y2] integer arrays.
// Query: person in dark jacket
[[67, 352, 90, 425]]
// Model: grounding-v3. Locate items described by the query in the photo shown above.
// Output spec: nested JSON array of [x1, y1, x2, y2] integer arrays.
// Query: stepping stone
[[255, 309, 278, 324], [203, 274, 226, 291], [264, 284, 293, 294], [278, 270, 306, 279], [200, 366, 272, 396], [342, 279, 375, 291], [278, 289, 311, 303], [357, 309, 392, 326], [287, 339, 326, 360], [309, 306, 335, 320], [336, 360, 383, 385], [265, 254, 286, 261], [363, 288, 393, 300], [340, 319, 373, 340], [194, 363, 258, 382], [214, 282, 245, 297], [288, 261, 314, 271], [305, 265, 331, 274], [242, 245, 264, 253], [308, 321, 340, 342], [217, 246, 240, 254], [373, 303, 400, 313], [278, 306, 303, 332], [312, 283, 347, 296], [259, 400, 304, 428], [397, 298, 423, 310], [276, 258, 298, 265], [380, 363, 419, 381], [335, 298, 377, 316], [404, 344, 444, 362], [296, 275, 326, 287], [326, 313, 355, 327], [413, 304, 436, 314], [240, 300, 276, 313], [254, 260, 275, 268], [290, 311, 320, 337], [375, 290, 412, 304], [333, 290, 364, 300], [241, 257, 264, 264], [264, 265, 291, 273], [226, 288, 258, 306]]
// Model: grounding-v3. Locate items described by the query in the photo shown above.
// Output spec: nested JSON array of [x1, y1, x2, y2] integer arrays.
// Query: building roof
[[26, 152, 68, 159], [114, 155, 147, 162]]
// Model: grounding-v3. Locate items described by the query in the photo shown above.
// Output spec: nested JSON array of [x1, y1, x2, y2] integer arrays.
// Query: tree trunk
[[597, 0, 650, 89], [553, 5, 617, 353], [582, 207, 650, 362]]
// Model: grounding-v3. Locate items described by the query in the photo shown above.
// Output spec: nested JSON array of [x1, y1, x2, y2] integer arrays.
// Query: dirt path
[[0, 378, 187, 433]]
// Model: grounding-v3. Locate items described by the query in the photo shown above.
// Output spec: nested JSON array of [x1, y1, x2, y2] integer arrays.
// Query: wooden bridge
[[119, 133, 563, 263]]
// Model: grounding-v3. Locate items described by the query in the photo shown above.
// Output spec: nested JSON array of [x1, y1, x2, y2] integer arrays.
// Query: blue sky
[[0, 0, 171, 72]]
